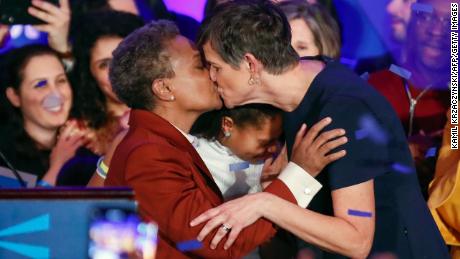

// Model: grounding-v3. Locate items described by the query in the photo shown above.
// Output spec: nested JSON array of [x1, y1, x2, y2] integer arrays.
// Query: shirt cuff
[[277, 162, 322, 208]]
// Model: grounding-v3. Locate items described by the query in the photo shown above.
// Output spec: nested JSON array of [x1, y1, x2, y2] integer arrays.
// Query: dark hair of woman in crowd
[[70, 10, 144, 130]]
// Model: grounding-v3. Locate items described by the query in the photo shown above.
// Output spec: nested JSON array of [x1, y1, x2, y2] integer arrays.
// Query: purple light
[[163, 0, 207, 22]]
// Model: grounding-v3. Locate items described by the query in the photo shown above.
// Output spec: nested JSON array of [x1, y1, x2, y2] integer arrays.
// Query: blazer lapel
[[130, 109, 224, 204]]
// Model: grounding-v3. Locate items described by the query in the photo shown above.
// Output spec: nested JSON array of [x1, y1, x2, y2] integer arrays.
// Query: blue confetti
[[229, 161, 250, 172], [360, 72, 370, 81], [425, 147, 437, 158], [411, 3, 434, 14], [356, 114, 388, 144], [391, 163, 414, 174], [35, 80, 47, 88], [354, 129, 369, 140], [340, 57, 358, 69], [389, 64, 412, 80], [348, 209, 372, 218], [176, 239, 203, 252]]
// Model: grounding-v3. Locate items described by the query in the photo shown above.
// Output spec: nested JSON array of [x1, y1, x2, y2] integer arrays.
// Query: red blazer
[[105, 109, 297, 258]]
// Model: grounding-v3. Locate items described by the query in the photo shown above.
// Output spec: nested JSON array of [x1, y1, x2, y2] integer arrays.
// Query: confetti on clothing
[[425, 147, 437, 158], [389, 64, 412, 80], [176, 239, 203, 252], [356, 114, 389, 144], [229, 161, 250, 172], [391, 163, 414, 174], [360, 72, 370, 81], [348, 209, 373, 218]]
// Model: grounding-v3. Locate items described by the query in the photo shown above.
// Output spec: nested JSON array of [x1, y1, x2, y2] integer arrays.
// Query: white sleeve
[[277, 162, 322, 208]]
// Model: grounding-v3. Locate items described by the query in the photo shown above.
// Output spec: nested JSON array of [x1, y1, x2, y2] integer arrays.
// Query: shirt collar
[[173, 125, 197, 146]]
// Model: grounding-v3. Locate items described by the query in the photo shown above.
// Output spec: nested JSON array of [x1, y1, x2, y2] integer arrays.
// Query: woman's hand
[[190, 192, 271, 250], [50, 120, 86, 168], [291, 117, 347, 177], [28, 0, 71, 54], [42, 119, 87, 185]]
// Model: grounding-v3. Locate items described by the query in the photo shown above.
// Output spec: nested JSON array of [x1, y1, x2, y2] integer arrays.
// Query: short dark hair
[[191, 104, 283, 140], [109, 20, 179, 110], [278, 0, 341, 59], [197, 0, 299, 75]]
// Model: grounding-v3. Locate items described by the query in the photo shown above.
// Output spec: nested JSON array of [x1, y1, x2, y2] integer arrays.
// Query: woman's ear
[[244, 53, 262, 85], [221, 116, 234, 133], [151, 78, 175, 102], [5, 87, 21, 108], [243, 53, 262, 75]]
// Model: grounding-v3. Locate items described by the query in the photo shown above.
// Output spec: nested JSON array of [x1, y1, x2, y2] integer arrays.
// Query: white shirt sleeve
[[277, 162, 322, 208]]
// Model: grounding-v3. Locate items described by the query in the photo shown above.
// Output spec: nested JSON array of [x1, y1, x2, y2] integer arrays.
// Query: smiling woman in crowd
[[0, 45, 86, 186]]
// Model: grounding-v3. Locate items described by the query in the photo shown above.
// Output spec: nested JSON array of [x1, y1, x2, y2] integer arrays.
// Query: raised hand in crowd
[[28, 0, 71, 54], [41, 119, 87, 185]]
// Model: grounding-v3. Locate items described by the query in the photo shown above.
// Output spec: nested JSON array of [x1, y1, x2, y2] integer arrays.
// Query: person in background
[[70, 10, 143, 155], [387, 0, 417, 44], [368, 0, 451, 198], [278, 0, 341, 59], [0, 45, 86, 186], [428, 109, 460, 259], [55, 10, 144, 186], [70, 0, 199, 40], [355, 0, 416, 74]]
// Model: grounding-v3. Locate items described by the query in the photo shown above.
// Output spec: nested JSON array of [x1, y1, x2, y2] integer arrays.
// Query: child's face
[[225, 115, 283, 163]]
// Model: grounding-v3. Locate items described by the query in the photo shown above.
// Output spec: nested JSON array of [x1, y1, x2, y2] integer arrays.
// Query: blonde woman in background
[[278, 0, 341, 59]]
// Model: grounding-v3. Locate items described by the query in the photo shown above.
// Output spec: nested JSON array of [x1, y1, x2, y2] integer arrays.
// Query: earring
[[248, 76, 259, 85], [224, 131, 231, 138], [170, 96, 175, 101]]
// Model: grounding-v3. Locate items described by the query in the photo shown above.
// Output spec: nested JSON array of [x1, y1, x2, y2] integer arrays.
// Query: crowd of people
[[0, 0, 457, 258]]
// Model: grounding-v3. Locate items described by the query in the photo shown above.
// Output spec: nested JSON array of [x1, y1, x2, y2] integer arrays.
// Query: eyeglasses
[[414, 11, 451, 29]]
